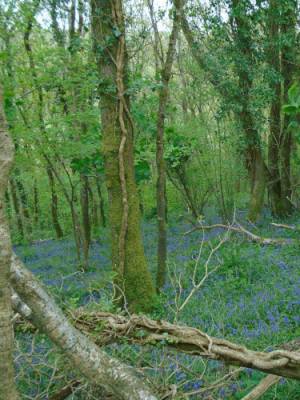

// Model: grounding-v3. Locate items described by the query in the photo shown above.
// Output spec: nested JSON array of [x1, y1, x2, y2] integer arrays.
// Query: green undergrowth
[[13, 209, 300, 399]]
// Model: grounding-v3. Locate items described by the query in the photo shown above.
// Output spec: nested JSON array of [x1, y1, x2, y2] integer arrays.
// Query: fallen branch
[[47, 380, 82, 400], [12, 260, 300, 386], [13, 290, 300, 382], [270, 223, 295, 230], [241, 374, 282, 400], [181, 215, 298, 245]]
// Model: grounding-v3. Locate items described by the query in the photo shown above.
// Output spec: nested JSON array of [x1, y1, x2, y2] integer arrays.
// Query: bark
[[232, 0, 266, 222], [87, 180, 99, 227], [174, 165, 198, 219], [50, 0, 65, 47], [9, 178, 24, 237], [0, 81, 19, 399], [92, 0, 155, 312], [280, 0, 297, 213], [246, 147, 265, 223], [96, 177, 106, 227], [266, 0, 285, 216], [241, 375, 281, 400], [151, 0, 183, 291], [181, 216, 299, 245], [10, 254, 158, 400], [70, 0, 76, 40], [22, 307, 300, 382], [80, 175, 91, 265], [14, 292, 300, 383], [15, 174, 32, 232], [33, 179, 38, 224], [47, 167, 64, 238]]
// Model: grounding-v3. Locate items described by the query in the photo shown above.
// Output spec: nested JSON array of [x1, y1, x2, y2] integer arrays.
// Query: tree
[[0, 80, 19, 400], [180, 0, 299, 221], [91, 0, 156, 312], [147, 0, 183, 291]]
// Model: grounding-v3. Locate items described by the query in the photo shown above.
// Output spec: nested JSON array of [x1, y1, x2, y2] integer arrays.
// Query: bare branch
[[241, 374, 282, 400], [181, 216, 298, 245]]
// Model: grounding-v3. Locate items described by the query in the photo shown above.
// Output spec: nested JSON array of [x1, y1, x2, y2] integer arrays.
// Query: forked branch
[[181, 215, 298, 245]]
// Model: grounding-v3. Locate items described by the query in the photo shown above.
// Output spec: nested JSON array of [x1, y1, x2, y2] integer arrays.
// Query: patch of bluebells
[[13, 208, 300, 398]]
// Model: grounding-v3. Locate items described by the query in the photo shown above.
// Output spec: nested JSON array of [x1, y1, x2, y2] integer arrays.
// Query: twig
[[270, 223, 295, 230]]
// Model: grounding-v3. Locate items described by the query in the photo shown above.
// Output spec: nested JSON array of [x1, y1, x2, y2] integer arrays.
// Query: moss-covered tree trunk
[[92, 0, 155, 312], [0, 80, 20, 399]]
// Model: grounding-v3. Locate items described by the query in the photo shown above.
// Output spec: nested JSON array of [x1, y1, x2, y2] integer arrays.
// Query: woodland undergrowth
[[13, 207, 300, 399]]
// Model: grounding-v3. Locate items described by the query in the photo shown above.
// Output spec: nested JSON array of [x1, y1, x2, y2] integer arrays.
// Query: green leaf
[[0, 51, 9, 60], [287, 121, 299, 131], [282, 104, 299, 115], [288, 83, 300, 104], [114, 29, 122, 37]]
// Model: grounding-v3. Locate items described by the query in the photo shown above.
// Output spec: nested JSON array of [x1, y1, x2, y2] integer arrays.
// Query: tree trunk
[[47, 168, 64, 238], [247, 147, 266, 222], [9, 178, 24, 237], [0, 80, 20, 399], [80, 175, 91, 265], [280, 0, 297, 213], [92, 0, 155, 312], [33, 179, 38, 225], [181, 5, 266, 221], [15, 172, 32, 232], [96, 177, 106, 227], [232, 0, 266, 222], [266, 0, 285, 217], [10, 254, 158, 400], [147, 0, 183, 291], [87, 180, 99, 227]]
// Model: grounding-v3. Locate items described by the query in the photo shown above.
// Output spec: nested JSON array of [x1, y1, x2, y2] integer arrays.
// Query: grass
[[13, 207, 300, 399]]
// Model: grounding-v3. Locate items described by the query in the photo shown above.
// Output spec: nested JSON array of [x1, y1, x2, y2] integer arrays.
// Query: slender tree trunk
[[80, 175, 91, 246], [0, 80, 20, 400], [5, 190, 11, 220], [147, 0, 183, 291], [15, 174, 32, 232], [96, 177, 106, 227], [174, 166, 198, 219], [266, 0, 285, 216], [9, 178, 24, 237], [47, 168, 64, 238], [280, 0, 297, 213], [87, 181, 99, 227], [92, 0, 155, 312], [80, 175, 91, 265], [33, 179, 38, 224]]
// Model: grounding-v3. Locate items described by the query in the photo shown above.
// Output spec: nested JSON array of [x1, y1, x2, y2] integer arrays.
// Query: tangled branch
[[181, 215, 298, 245]]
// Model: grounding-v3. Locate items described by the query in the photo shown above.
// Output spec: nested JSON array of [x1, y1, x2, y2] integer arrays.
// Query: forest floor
[[14, 207, 300, 399]]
